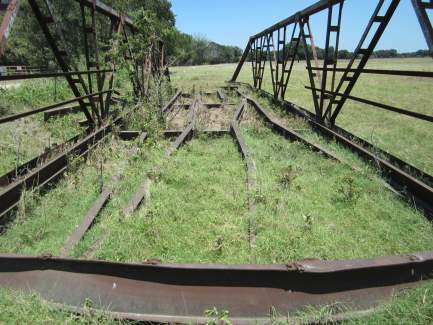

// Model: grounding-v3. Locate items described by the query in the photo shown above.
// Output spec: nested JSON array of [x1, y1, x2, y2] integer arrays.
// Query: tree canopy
[[0, 0, 242, 67]]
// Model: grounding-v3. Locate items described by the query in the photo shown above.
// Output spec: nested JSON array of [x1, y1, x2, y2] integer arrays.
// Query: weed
[[205, 307, 232, 325], [279, 165, 297, 188], [335, 175, 361, 204]]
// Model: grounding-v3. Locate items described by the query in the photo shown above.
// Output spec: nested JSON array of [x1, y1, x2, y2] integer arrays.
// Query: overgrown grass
[[171, 58, 433, 176], [241, 121, 433, 262], [0, 288, 121, 324], [0, 78, 83, 175], [0, 64, 433, 322], [77, 135, 250, 264]]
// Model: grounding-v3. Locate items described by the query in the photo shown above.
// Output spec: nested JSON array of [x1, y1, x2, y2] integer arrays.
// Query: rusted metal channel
[[1, 252, 433, 323], [123, 179, 151, 217], [0, 69, 114, 81], [0, 114, 124, 222], [230, 102, 257, 261], [161, 90, 182, 114], [0, 90, 112, 125], [118, 131, 148, 142], [60, 187, 112, 257], [217, 89, 225, 102], [44, 105, 81, 121], [234, 84, 433, 218], [166, 97, 199, 156], [119, 130, 229, 140], [237, 91, 342, 162]]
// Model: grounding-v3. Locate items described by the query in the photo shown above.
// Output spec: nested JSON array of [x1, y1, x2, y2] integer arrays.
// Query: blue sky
[[170, 0, 429, 52]]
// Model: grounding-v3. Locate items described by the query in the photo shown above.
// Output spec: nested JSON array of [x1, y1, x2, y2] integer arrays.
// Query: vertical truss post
[[299, 17, 321, 118], [255, 36, 263, 89], [274, 26, 286, 97], [252, 36, 266, 90], [80, 0, 105, 119], [266, 33, 277, 96], [411, 0, 433, 57], [320, 0, 344, 121], [325, 0, 400, 125], [250, 39, 257, 86], [280, 21, 301, 100], [103, 17, 121, 115], [28, 0, 97, 126]]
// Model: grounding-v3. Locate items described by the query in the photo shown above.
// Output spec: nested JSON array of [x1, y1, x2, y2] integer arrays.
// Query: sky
[[170, 0, 430, 52]]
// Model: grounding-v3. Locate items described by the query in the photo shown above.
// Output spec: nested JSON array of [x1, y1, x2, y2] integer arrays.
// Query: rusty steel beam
[[251, 0, 342, 40], [306, 86, 433, 123], [166, 123, 194, 156], [123, 179, 151, 216], [119, 130, 229, 140], [0, 90, 112, 125], [1, 252, 433, 323], [118, 130, 148, 142], [0, 69, 113, 81], [240, 93, 342, 162], [166, 98, 199, 156], [44, 105, 81, 121], [73, 0, 135, 29], [161, 90, 182, 114], [217, 89, 225, 102], [411, 0, 433, 56], [0, 135, 80, 189], [0, 114, 123, 221], [230, 101, 257, 261], [60, 187, 112, 257], [308, 67, 433, 78]]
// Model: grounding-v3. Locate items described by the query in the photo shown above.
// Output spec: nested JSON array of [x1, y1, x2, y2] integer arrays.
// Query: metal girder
[[73, 0, 135, 30], [0, 69, 113, 81], [0, 90, 112, 124], [1, 252, 433, 323], [230, 101, 258, 261], [412, 0, 433, 57], [251, 0, 343, 40]]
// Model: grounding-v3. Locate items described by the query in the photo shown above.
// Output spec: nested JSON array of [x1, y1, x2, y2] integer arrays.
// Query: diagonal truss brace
[[324, 0, 400, 125], [28, 0, 98, 125], [411, 0, 433, 57]]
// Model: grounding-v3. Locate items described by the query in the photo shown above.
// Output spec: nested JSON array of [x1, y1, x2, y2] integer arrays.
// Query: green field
[[172, 58, 433, 176]]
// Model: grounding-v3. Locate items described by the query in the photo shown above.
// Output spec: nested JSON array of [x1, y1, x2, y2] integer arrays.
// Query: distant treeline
[[170, 33, 243, 66], [250, 43, 431, 61]]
